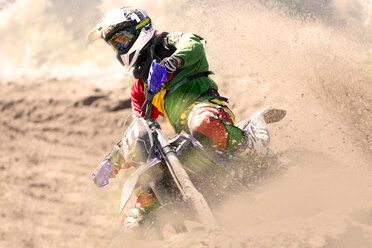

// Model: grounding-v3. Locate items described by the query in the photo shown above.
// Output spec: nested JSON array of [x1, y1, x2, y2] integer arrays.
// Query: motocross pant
[[182, 100, 246, 153]]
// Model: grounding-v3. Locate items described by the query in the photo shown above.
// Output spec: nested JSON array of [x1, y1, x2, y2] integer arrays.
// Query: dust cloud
[[0, 0, 371, 247], [0, 0, 126, 85]]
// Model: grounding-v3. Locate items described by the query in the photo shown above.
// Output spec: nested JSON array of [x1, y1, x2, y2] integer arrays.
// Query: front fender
[[119, 158, 162, 213]]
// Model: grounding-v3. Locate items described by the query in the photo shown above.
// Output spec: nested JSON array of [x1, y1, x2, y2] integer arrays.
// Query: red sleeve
[[130, 79, 162, 119]]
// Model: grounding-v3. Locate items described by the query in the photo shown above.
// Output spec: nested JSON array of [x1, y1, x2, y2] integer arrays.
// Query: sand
[[1, 0, 372, 247]]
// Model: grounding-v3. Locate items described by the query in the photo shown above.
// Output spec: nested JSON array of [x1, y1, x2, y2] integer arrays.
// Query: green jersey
[[158, 32, 218, 132]]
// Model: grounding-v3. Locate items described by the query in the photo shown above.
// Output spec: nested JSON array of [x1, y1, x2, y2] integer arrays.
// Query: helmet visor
[[107, 31, 134, 52]]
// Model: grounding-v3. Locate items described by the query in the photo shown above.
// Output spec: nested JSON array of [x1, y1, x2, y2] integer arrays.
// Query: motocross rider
[[88, 7, 270, 228]]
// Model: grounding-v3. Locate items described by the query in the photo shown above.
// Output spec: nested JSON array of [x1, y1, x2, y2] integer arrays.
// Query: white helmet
[[88, 7, 155, 69]]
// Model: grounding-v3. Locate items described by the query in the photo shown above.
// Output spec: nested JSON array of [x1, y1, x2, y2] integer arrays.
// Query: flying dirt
[[0, 0, 371, 247]]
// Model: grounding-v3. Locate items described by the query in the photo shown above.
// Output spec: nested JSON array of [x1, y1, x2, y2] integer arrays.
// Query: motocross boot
[[124, 192, 159, 229], [237, 106, 286, 155], [237, 107, 271, 155], [124, 207, 145, 229], [238, 119, 269, 156]]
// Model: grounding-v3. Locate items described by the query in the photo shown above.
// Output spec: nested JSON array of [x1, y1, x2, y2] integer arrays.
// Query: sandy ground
[[1, 1, 372, 248]]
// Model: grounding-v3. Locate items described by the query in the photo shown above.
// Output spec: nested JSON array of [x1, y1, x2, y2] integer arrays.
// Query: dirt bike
[[91, 60, 286, 235], [92, 103, 286, 235]]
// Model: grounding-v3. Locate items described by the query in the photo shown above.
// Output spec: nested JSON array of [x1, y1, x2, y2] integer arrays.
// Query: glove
[[160, 56, 180, 75], [147, 60, 167, 95]]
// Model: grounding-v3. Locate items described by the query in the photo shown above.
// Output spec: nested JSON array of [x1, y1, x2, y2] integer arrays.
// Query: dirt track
[[1, 0, 372, 247]]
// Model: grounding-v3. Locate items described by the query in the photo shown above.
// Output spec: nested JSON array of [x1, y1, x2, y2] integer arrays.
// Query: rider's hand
[[160, 55, 183, 75], [147, 60, 167, 95]]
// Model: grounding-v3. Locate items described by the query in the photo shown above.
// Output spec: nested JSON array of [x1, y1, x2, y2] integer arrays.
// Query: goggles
[[107, 31, 134, 52]]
